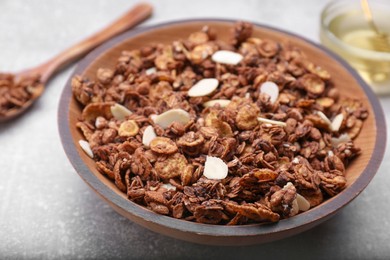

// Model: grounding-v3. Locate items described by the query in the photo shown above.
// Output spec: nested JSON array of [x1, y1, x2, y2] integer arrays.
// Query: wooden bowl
[[58, 19, 386, 246]]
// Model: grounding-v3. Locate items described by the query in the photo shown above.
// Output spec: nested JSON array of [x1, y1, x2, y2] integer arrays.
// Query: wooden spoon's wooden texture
[[65, 21, 382, 245]]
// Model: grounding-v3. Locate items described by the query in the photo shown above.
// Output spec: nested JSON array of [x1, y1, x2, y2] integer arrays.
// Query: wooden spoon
[[0, 3, 153, 122]]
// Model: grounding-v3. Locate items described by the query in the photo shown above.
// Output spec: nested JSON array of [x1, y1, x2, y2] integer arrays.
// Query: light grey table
[[1, 0, 389, 259]]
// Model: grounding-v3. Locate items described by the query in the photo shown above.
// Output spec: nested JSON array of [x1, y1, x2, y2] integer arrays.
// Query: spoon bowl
[[0, 3, 153, 122]]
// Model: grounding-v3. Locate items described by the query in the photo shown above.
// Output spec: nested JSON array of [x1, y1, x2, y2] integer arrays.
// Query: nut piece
[[145, 67, 157, 75], [203, 99, 231, 108], [203, 156, 228, 180], [153, 109, 191, 129], [260, 81, 279, 104], [211, 50, 243, 65], [331, 133, 351, 148], [150, 137, 178, 154], [79, 140, 93, 158], [316, 111, 332, 127], [188, 78, 219, 97], [331, 113, 344, 132], [257, 117, 287, 127], [142, 125, 157, 147], [111, 103, 133, 120], [161, 183, 177, 191], [296, 193, 310, 211], [118, 120, 139, 137]]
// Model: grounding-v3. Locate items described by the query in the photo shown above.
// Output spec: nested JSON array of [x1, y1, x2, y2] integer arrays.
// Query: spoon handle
[[32, 3, 153, 83], [361, 0, 381, 35]]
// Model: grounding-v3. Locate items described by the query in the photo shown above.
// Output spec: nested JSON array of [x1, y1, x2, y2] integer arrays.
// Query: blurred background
[[0, 0, 389, 259]]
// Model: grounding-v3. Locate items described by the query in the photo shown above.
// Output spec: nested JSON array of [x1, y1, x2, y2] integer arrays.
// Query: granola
[[72, 22, 367, 225]]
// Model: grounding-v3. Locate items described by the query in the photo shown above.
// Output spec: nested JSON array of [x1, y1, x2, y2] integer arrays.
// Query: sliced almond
[[188, 78, 219, 97], [110, 103, 132, 120], [331, 113, 344, 132], [145, 67, 157, 75], [257, 117, 287, 127], [260, 81, 279, 104], [203, 99, 231, 108], [296, 193, 310, 211], [291, 198, 299, 216], [203, 156, 228, 180], [331, 133, 351, 148], [78, 140, 93, 158], [292, 157, 300, 164], [153, 109, 191, 129], [161, 183, 177, 191], [211, 50, 243, 65], [316, 111, 332, 127], [142, 125, 157, 147]]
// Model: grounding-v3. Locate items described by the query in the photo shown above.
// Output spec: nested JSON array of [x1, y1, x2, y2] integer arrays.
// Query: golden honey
[[320, 1, 390, 94]]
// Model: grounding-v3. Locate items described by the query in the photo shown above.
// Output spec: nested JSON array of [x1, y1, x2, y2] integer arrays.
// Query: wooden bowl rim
[[58, 18, 386, 238]]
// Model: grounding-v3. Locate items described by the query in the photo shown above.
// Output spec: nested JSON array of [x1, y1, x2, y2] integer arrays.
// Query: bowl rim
[[58, 18, 386, 239]]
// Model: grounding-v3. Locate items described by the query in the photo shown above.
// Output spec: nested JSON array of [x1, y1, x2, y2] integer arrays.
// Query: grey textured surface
[[0, 0, 389, 259]]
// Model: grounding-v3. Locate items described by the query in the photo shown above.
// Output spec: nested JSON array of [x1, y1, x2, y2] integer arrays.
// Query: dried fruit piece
[[82, 102, 113, 122], [316, 97, 334, 108], [153, 109, 191, 129], [253, 169, 278, 182], [211, 50, 243, 65], [150, 137, 178, 154], [300, 74, 325, 95], [111, 103, 132, 120], [188, 78, 219, 97], [203, 156, 228, 180], [203, 99, 231, 108], [260, 81, 279, 104], [257, 117, 287, 127], [155, 153, 188, 179], [118, 120, 139, 137], [142, 125, 157, 147], [79, 140, 93, 158]]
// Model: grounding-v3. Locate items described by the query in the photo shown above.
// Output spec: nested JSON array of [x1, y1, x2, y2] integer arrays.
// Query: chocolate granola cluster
[[72, 22, 367, 225]]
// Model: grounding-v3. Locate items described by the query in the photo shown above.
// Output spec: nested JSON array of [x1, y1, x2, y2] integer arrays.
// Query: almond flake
[[110, 103, 132, 120], [203, 156, 228, 180], [331, 133, 351, 148], [316, 111, 332, 127], [78, 140, 93, 158], [142, 125, 157, 147], [257, 117, 287, 127], [161, 183, 177, 191], [260, 81, 279, 104], [203, 99, 231, 108], [291, 198, 299, 216], [145, 67, 157, 75], [331, 113, 344, 132], [188, 78, 219, 97], [153, 109, 191, 129], [296, 193, 310, 211], [211, 50, 243, 65]]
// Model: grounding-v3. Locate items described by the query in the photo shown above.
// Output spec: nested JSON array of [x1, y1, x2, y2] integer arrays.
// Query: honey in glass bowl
[[320, 0, 390, 95]]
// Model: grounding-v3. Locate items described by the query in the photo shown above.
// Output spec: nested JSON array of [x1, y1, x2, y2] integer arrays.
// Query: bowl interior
[[61, 20, 384, 245]]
